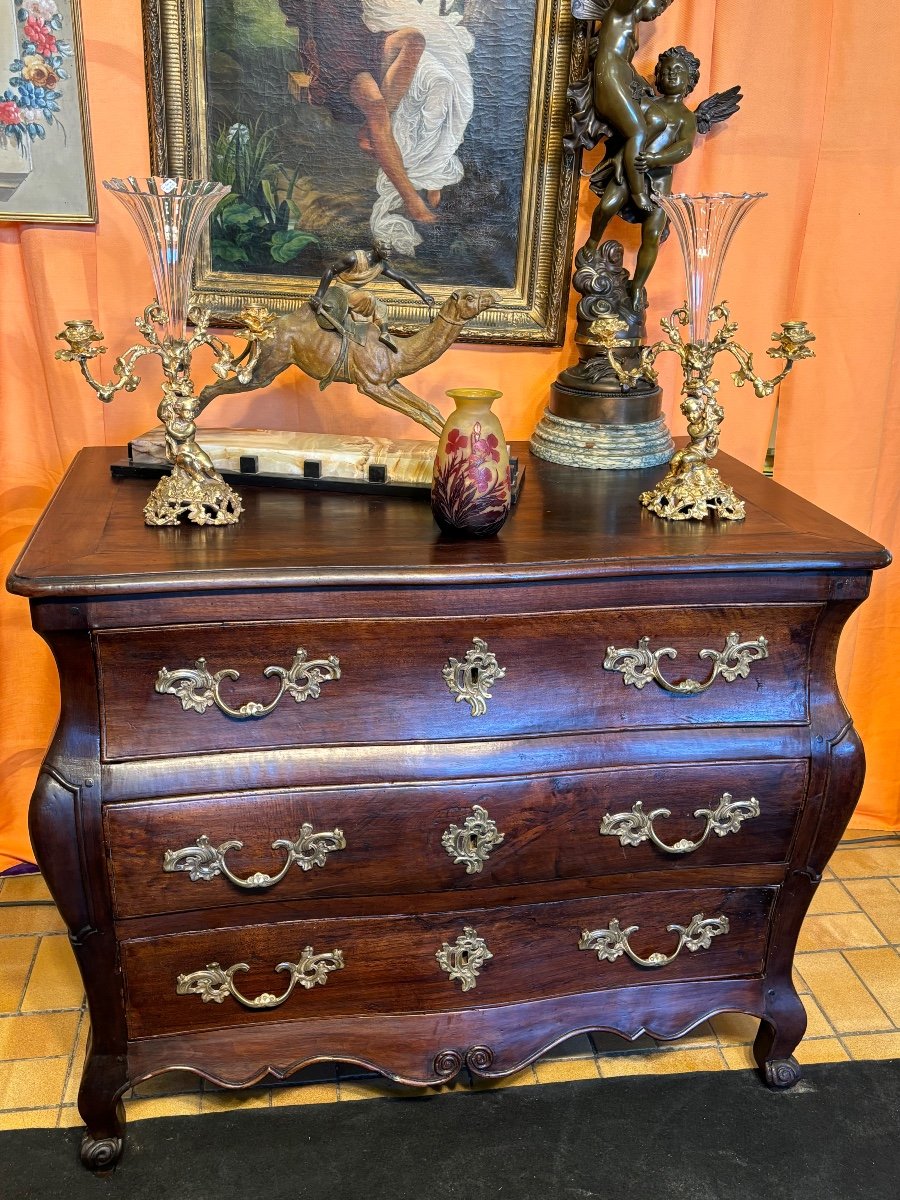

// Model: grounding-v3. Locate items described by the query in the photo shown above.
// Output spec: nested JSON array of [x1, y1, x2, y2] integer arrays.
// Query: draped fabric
[[365, 0, 475, 255], [0, 1, 897, 870]]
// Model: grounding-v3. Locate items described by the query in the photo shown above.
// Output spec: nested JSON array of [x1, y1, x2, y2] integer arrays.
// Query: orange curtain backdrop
[[1, 1, 898, 870]]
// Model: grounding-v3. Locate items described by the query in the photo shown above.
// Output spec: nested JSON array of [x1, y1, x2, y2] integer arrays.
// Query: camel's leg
[[358, 380, 444, 438], [196, 345, 293, 416], [386, 380, 445, 437]]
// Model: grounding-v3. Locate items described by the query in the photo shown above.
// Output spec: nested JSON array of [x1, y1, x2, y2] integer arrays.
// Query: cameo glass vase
[[653, 191, 766, 344], [431, 389, 512, 538]]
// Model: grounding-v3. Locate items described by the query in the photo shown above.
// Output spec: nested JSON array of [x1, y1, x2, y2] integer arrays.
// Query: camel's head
[[442, 288, 500, 324]]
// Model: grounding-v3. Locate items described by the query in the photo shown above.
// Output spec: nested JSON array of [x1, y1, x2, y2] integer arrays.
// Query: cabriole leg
[[753, 985, 807, 1090], [78, 1049, 128, 1172]]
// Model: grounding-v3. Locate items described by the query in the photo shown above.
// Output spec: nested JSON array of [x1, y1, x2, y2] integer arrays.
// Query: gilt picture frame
[[0, 0, 96, 224], [142, 0, 579, 344]]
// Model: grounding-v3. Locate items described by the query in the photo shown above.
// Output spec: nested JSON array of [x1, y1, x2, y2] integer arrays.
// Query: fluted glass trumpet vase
[[592, 191, 815, 522], [657, 192, 765, 346], [55, 177, 274, 527]]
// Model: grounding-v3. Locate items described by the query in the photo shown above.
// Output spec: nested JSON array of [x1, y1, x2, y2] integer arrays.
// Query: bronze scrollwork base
[[639, 460, 745, 523], [143, 468, 243, 527]]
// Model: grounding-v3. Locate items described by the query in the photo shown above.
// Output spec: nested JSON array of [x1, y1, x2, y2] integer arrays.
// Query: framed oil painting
[[0, 0, 96, 223], [143, 0, 578, 343]]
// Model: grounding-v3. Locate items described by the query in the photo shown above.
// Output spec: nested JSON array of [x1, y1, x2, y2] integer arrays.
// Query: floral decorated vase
[[431, 389, 512, 538]]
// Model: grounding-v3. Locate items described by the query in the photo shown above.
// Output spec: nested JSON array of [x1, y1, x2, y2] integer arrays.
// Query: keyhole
[[470, 667, 479, 684]]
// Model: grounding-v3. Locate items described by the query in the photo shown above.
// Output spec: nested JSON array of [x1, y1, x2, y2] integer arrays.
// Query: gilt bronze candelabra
[[593, 192, 816, 521], [55, 178, 275, 527]]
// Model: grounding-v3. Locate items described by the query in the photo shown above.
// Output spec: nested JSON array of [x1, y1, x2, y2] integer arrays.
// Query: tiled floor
[[0, 830, 897, 1132]]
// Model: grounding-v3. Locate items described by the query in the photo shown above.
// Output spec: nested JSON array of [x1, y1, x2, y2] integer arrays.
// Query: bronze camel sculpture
[[197, 288, 499, 437]]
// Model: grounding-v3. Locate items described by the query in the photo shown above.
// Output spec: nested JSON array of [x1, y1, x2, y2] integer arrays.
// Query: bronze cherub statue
[[531, 1, 743, 472], [570, 0, 679, 213], [584, 46, 742, 311]]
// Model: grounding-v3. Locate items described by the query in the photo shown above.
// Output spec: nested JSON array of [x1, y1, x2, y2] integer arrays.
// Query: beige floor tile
[[795, 951, 893, 1033], [802, 994, 835, 1039], [843, 1031, 900, 1060], [654, 1020, 716, 1048], [795, 1038, 849, 1065], [720, 1038, 848, 1071], [57, 1105, 84, 1128], [200, 1087, 270, 1112], [808, 881, 859, 916], [599, 1047, 725, 1079], [0, 1056, 69, 1110], [844, 948, 900, 1025], [534, 1058, 599, 1084], [0, 1011, 80, 1061], [272, 1082, 339, 1107], [843, 879, 900, 944], [468, 1066, 537, 1091], [0, 1107, 59, 1130], [0, 938, 37, 1013], [792, 965, 808, 993], [127, 1093, 202, 1121], [830, 846, 900, 879], [841, 828, 883, 842], [0, 876, 52, 904], [20, 936, 84, 1012], [796, 912, 886, 953], [63, 1013, 90, 1105], [338, 1079, 397, 1101], [132, 1070, 202, 1098], [720, 1044, 756, 1071], [0, 905, 65, 936], [711, 1012, 761, 1046]]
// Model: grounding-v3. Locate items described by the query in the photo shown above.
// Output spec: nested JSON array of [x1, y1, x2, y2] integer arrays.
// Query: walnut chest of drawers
[[8, 445, 889, 1171]]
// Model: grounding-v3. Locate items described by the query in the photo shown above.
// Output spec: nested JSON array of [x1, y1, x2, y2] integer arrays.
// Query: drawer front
[[122, 885, 776, 1038], [96, 607, 815, 760], [105, 761, 808, 918]]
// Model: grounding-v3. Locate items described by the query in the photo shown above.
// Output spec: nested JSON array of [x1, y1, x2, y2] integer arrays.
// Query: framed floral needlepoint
[[0, 0, 96, 223]]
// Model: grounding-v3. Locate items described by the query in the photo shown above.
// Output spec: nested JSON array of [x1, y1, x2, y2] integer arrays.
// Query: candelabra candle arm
[[725, 338, 809, 399]]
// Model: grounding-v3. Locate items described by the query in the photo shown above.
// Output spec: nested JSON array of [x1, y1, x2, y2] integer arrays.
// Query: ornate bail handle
[[443, 638, 506, 717], [176, 947, 344, 1010], [163, 825, 347, 889], [580, 913, 729, 969], [441, 805, 505, 874], [600, 794, 760, 856], [604, 632, 768, 695], [155, 647, 341, 719]]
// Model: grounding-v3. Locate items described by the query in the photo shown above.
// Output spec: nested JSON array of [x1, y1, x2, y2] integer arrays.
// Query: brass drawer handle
[[604, 632, 768, 695], [443, 638, 506, 717], [155, 647, 341, 719], [436, 926, 493, 991], [599, 793, 760, 856], [176, 946, 344, 1010], [163, 825, 347, 889], [442, 805, 505, 874], [580, 912, 729, 969]]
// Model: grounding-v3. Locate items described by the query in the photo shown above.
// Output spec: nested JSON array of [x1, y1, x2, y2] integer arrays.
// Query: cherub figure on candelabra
[[592, 300, 816, 521], [55, 177, 277, 528]]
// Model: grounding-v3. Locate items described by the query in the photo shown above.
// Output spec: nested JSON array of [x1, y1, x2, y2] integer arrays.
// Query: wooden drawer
[[96, 607, 815, 761], [105, 761, 808, 918], [121, 885, 776, 1038]]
